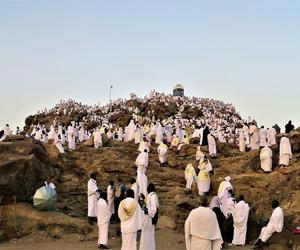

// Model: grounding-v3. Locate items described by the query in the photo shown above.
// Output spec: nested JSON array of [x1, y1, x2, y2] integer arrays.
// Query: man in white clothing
[[140, 183, 159, 250], [131, 178, 139, 201], [94, 128, 102, 149], [118, 189, 144, 250], [185, 163, 197, 191], [260, 146, 273, 172], [254, 200, 284, 248], [87, 173, 99, 225], [136, 149, 149, 196], [279, 136, 292, 166], [231, 195, 250, 246], [107, 180, 115, 214], [3, 124, 12, 136], [97, 192, 112, 249], [208, 133, 217, 157], [259, 126, 268, 147], [185, 195, 223, 250], [44, 176, 56, 190], [157, 141, 168, 167]]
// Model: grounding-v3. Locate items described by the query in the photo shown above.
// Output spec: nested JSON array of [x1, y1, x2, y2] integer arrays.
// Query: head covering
[[225, 176, 231, 182]]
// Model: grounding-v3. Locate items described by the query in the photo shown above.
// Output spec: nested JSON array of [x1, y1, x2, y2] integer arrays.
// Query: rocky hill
[[1, 130, 300, 248]]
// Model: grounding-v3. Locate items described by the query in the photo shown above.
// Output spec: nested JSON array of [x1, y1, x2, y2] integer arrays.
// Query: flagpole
[[109, 85, 113, 111]]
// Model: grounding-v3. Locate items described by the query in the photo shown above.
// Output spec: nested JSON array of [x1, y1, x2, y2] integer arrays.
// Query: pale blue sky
[[0, 1, 299, 131]]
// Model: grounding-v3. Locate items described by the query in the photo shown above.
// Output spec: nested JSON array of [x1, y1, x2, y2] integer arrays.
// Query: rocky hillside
[[1, 129, 300, 248]]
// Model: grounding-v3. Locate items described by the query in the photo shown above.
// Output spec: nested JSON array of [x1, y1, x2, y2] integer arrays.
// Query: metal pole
[[109, 85, 113, 111]]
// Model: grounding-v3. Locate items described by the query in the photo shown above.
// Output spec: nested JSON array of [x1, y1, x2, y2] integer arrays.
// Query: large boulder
[[0, 139, 54, 203]]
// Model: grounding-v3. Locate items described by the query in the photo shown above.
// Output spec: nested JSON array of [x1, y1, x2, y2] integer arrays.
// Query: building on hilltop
[[173, 84, 184, 97]]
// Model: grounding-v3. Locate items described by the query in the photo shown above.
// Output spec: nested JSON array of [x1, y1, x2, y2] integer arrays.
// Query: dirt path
[[0, 229, 251, 250]]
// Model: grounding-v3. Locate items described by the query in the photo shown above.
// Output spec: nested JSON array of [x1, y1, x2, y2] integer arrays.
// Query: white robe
[[97, 198, 112, 246], [155, 126, 164, 144], [185, 206, 223, 250], [87, 179, 98, 217], [208, 134, 217, 156], [94, 130, 102, 149], [260, 146, 273, 172], [54, 135, 65, 153], [157, 144, 168, 163], [267, 128, 277, 146], [259, 128, 268, 147], [279, 137, 292, 166], [185, 164, 196, 190], [131, 183, 139, 201], [107, 185, 115, 214], [140, 192, 159, 250], [259, 207, 284, 242], [119, 198, 144, 250], [232, 200, 250, 245], [249, 125, 260, 150]]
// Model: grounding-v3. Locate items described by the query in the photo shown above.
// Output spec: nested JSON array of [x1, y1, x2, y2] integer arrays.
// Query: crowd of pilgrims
[[0, 91, 296, 249]]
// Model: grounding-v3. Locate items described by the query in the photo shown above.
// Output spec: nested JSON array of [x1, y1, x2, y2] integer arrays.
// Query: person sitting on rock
[[44, 176, 56, 190], [253, 200, 284, 248]]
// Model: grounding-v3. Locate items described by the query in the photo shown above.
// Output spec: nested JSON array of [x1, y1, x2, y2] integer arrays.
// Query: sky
[[0, 1, 299, 131]]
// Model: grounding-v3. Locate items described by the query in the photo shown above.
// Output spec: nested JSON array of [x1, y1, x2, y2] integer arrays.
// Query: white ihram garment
[[279, 137, 292, 166], [97, 198, 112, 246], [87, 179, 98, 217], [140, 192, 159, 250], [232, 200, 250, 246], [259, 207, 284, 242]]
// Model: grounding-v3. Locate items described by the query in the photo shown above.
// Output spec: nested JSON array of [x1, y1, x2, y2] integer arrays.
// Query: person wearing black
[[285, 120, 295, 133]]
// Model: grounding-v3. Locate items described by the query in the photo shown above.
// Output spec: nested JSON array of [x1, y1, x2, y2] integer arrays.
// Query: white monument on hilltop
[[173, 84, 184, 97]]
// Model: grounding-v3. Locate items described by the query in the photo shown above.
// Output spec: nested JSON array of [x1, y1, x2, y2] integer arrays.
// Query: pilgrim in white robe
[[68, 133, 76, 151], [259, 207, 284, 242], [259, 128, 268, 147], [171, 135, 180, 148], [48, 125, 55, 140], [185, 164, 197, 190], [87, 178, 98, 218], [196, 146, 205, 161], [279, 137, 292, 166], [78, 127, 85, 142], [157, 143, 168, 164], [4, 125, 12, 136], [118, 127, 124, 141], [185, 206, 223, 250], [118, 197, 144, 250], [197, 164, 211, 195], [155, 125, 164, 144], [260, 146, 273, 172], [232, 200, 250, 246], [138, 140, 150, 153], [208, 134, 217, 157], [140, 192, 159, 250], [135, 152, 149, 196], [135, 127, 142, 144], [249, 125, 260, 150], [93, 129, 102, 149], [131, 182, 139, 201], [218, 177, 233, 217], [97, 198, 112, 247], [267, 127, 277, 146], [54, 134, 65, 153], [107, 185, 115, 214], [239, 132, 246, 152]]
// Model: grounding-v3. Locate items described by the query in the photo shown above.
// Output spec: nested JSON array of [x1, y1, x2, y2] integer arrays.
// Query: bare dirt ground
[[0, 229, 251, 250]]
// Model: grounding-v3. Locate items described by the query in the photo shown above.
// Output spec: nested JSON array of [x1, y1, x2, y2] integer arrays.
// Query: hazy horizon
[[0, 1, 299, 131]]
